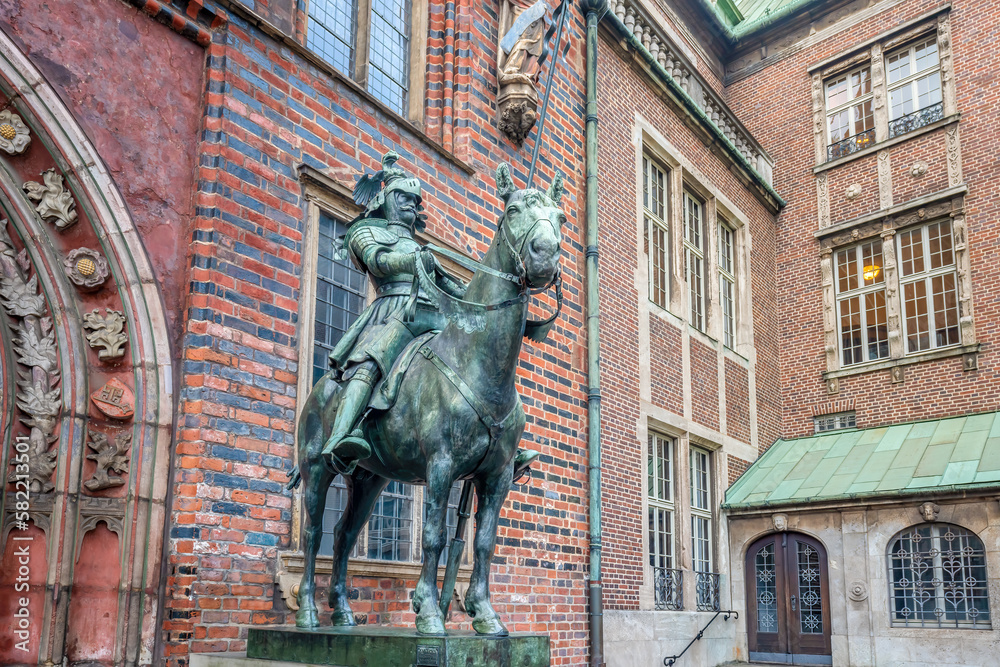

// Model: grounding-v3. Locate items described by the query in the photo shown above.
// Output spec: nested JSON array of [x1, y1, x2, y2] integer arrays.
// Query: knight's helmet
[[352, 151, 424, 230]]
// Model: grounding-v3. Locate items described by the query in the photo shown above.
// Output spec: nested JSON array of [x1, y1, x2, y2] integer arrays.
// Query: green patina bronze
[[287, 152, 565, 642], [247, 627, 550, 667]]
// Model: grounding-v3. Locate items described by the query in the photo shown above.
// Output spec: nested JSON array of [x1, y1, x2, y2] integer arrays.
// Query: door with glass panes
[[745, 533, 832, 664]]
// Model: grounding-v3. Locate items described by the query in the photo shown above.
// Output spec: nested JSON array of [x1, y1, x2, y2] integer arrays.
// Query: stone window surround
[[278, 166, 472, 609], [301, 0, 429, 124], [636, 121, 756, 363], [816, 186, 977, 386], [808, 6, 956, 169]]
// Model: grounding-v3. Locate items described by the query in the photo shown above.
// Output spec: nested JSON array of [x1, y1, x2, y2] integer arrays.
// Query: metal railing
[[653, 567, 683, 611], [827, 127, 876, 161], [889, 101, 944, 139], [662, 609, 739, 666], [695, 571, 720, 612]]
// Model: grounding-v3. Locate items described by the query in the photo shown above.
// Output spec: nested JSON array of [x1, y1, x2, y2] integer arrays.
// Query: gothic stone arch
[[0, 30, 173, 667]]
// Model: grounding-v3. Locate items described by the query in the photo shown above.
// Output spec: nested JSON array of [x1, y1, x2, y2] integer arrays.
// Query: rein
[[411, 214, 563, 341]]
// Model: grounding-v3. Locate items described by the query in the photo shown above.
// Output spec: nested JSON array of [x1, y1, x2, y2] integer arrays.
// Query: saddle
[[368, 331, 438, 413]]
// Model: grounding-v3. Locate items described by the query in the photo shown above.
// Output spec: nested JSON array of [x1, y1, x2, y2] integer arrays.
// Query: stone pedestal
[[245, 626, 550, 667]]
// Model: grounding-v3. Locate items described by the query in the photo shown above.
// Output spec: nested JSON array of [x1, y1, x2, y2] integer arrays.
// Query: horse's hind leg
[[413, 457, 453, 635], [296, 457, 334, 628], [329, 468, 388, 625], [465, 464, 514, 636]]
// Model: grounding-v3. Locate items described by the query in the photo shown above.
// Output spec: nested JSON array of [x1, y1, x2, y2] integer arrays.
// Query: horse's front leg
[[466, 461, 514, 636], [414, 456, 453, 634], [295, 450, 334, 628]]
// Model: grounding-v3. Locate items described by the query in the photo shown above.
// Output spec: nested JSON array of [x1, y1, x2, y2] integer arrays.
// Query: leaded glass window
[[888, 524, 991, 628], [898, 220, 960, 353], [644, 155, 670, 309], [835, 238, 888, 366], [307, 0, 414, 118], [683, 191, 705, 332], [797, 542, 823, 635]]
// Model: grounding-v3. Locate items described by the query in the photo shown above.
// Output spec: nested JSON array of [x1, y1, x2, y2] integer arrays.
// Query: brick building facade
[[1, 0, 999, 666]]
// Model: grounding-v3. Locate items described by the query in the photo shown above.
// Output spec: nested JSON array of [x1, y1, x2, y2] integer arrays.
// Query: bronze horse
[[291, 164, 564, 635]]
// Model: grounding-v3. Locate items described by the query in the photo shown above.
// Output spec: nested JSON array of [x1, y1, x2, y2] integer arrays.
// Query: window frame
[[717, 217, 737, 350], [683, 190, 706, 332], [644, 153, 671, 310], [896, 219, 960, 355], [886, 36, 943, 137], [647, 432, 676, 572], [824, 64, 875, 157], [689, 445, 712, 576], [834, 238, 889, 367], [887, 523, 992, 629], [304, 0, 427, 123]]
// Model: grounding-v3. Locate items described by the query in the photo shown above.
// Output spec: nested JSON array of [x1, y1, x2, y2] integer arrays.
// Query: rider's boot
[[513, 447, 540, 481], [322, 366, 377, 475]]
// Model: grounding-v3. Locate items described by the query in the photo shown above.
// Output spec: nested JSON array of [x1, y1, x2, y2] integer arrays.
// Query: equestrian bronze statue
[[288, 152, 565, 636]]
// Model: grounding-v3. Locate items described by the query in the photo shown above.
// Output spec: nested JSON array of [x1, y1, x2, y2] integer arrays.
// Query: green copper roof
[[734, 0, 799, 24], [724, 412, 1000, 509]]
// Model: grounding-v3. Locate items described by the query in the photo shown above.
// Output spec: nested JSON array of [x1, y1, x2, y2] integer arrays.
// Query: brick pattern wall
[[596, 35, 780, 609], [724, 358, 751, 445], [727, 455, 752, 486], [725, 0, 1000, 440], [163, 2, 592, 664], [690, 337, 720, 431]]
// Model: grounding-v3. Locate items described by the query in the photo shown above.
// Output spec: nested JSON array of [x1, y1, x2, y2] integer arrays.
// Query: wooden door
[[746, 533, 832, 664]]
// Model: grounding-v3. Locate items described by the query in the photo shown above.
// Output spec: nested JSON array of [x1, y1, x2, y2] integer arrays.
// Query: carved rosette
[[64, 247, 110, 291], [848, 581, 868, 602], [0, 109, 31, 155], [23, 168, 78, 230], [0, 224, 61, 495]]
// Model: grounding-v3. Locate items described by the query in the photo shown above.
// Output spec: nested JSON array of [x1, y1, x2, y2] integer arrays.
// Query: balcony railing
[[653, 567, 683, 611], [889, 101, 945, 139], [695, 571, 721, 612], [827, 127, 876, 161]]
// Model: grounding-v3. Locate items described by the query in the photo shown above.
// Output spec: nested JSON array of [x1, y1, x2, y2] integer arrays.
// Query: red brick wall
[[726, 0, 1000, 440], [161, 2, 592, 665], [596, 34, 780, 609], [725, 359, 751, 445]]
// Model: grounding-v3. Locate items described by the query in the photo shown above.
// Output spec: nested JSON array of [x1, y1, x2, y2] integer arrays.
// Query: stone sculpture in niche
[[497, 0, 548, 144], [64, 247, 110, 291], [0, 225, 60, 494], [82, 309, 129, 360], [84, 429, 131, 491], [23, 168, 78, 230], [0, 109, 31, 155]]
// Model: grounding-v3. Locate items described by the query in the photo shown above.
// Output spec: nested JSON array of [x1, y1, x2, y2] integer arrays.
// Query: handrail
[[661, 610, 739, 666]]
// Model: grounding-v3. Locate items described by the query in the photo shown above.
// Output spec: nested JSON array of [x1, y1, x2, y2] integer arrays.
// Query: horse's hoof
[[416, 614, 447, 635], [295, 608, 319, 629], [331, 610, 357, 626], [472, 615, 508, 636]]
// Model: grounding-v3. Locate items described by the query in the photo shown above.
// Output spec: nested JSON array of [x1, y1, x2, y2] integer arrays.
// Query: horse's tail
[[285, 465, 301, 490]]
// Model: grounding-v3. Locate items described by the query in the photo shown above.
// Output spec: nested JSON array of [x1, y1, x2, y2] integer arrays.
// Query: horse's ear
[[495, 163, 516, 202], [547, 173, 565, 205]]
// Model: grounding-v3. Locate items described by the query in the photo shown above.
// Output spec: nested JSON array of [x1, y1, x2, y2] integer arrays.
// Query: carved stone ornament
[[826, 377, 840, 395], [964, 352, 978, 371], [90, 378, 135, 420], [0, 224, 61, 495], [910, 161, 928, 177], [64, 247, 110, 291], [772, 513, 788, 532], [891, 365, 905, 384], [919, 501, 940, 522], [848, 581, 868, 602], [496, 0, 546, 144], [82, 309, 128, 360], [84, 429, 131, 492], [497, 87, 539, 145], [23, 168, 78, 230], [845, 184, 862, 200], [0, 109, 31, 155]]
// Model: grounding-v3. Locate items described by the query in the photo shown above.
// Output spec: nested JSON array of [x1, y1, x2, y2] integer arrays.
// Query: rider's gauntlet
[[375, 250, 418, 277]]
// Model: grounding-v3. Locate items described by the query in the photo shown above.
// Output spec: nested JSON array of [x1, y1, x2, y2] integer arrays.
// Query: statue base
[[245, 626, 550, 667]]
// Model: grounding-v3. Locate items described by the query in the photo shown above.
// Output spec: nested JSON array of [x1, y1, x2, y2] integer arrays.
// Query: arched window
[[887, 523, 991, 628]]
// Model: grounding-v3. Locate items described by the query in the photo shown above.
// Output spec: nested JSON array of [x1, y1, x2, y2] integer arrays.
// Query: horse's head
[[494, 164, 564, 289]]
